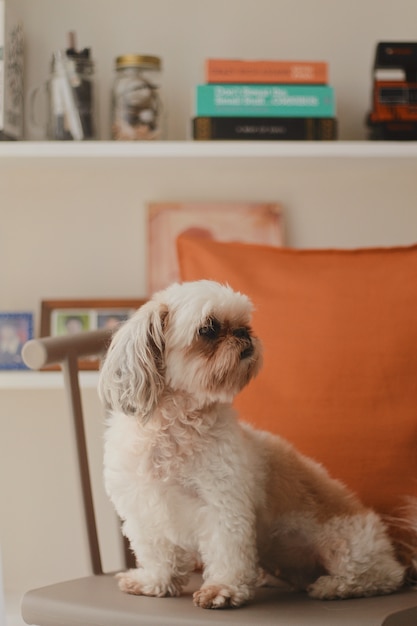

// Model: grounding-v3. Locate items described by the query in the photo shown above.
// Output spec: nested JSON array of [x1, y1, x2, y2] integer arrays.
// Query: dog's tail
[[385, 497, 417, 585]]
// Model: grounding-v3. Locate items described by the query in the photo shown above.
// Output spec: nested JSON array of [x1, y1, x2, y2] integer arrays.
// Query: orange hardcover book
[[205, 59, 328, 84]]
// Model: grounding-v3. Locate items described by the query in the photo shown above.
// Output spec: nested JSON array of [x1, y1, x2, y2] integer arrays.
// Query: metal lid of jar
[[116, 54, 161, 70]]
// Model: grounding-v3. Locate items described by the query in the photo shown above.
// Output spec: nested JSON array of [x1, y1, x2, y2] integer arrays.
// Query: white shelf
[[0, 370, 100, 389], [1, 140, 417, 159]]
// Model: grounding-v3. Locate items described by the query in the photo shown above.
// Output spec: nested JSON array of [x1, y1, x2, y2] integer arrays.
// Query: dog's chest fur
[[146, 399, 223, 480], [104, 401, 259, 541]]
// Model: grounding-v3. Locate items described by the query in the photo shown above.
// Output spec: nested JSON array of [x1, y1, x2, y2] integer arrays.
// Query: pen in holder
[[30, 40, 97, 140]]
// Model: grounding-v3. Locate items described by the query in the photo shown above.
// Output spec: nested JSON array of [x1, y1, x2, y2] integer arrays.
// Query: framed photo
[[40, 299, 146, 370], [148, 201, 284, 293], [0, 312, 34, 370]]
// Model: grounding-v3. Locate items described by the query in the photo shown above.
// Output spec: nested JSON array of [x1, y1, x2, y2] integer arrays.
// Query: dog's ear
[[98, 300, 167, 421]]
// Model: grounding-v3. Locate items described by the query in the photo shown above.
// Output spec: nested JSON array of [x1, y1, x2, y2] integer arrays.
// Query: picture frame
[[148, 201, 284, 293], [0, 312, 34, 370], [40, 299, 146, 370]]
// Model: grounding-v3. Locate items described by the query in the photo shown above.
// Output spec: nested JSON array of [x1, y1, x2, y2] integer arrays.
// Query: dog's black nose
[[240, 344, 254, 360]]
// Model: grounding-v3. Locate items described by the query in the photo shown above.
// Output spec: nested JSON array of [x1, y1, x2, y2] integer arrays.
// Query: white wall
[[0, 384, 123, 591], [1, 0, 417, 613]]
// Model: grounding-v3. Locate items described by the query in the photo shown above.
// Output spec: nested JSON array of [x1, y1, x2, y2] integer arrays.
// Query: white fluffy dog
[[98, 279, 412, 609]]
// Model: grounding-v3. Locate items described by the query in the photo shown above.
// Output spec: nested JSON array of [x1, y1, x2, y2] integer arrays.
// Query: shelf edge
[[1, 140, 417, 159]]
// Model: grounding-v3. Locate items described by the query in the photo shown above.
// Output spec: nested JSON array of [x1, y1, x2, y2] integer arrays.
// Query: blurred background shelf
[[0, 370, 100, 389]]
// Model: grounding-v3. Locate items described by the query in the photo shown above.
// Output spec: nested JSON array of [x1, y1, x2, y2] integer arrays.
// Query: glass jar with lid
[[111, 54, 163, 140]]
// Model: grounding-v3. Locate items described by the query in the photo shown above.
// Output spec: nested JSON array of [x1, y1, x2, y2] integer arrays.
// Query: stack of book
[[192, 58, 337, 141]]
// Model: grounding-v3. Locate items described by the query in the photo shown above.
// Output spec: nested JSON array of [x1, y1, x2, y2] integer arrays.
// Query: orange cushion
[[177, 236, 417, 514]]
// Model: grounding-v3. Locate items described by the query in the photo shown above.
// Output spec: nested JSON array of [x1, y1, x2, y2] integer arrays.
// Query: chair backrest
[[22, 329, 135, 575]]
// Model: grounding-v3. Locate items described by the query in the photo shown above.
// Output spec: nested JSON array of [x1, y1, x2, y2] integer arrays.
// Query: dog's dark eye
[[233, 327, 251, 340], [199, 318, 221, 340]]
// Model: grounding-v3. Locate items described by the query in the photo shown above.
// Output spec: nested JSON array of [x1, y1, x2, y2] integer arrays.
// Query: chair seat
[[21, 572, 417, 626]]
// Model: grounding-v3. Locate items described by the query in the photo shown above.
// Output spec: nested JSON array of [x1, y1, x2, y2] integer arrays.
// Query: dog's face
[[99, 280, 262, 420]]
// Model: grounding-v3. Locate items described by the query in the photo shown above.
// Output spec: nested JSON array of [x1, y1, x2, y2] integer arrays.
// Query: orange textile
[[177, 236, 417, 514]]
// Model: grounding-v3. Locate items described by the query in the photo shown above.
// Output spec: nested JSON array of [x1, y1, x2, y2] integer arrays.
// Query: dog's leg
[[307, 511, 405, 599], [193, 539, 257, 609], [117, 532, 194, 598], [192, 497, 258, 608]]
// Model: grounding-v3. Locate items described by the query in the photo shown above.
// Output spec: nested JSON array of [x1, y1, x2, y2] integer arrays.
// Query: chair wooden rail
[[22, 330, 113, 576], [22, 329, 113, 370]]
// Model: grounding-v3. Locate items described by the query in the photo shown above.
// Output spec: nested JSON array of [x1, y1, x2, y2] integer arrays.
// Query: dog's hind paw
[[308, 575, 349, 599], [308, 565, 405, 600], [307, 574, 395, 600], [193, 583, 252, 609]]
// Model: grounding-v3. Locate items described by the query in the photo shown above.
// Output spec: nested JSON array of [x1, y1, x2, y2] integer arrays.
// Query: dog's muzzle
[[233, 327, 254, 360]]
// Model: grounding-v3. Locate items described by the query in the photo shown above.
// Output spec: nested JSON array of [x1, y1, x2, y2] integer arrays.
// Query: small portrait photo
[[52, 311, 92, 336], [97, 310, 134, 331], [0, 313, 34, 370]]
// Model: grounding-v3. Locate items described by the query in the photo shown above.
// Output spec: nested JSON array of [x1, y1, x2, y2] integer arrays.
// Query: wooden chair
[[20, 330, 417, 626]]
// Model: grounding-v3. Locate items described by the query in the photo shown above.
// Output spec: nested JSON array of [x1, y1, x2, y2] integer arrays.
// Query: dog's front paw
[[193, 583, 252, 609], [116, 569, 182, 597]]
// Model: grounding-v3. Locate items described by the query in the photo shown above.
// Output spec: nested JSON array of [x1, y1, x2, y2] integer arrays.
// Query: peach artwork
[[148, 202, 284, 293]]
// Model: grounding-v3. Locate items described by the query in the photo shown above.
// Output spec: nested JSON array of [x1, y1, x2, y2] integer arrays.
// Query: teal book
[[195, 84, 335, 117]]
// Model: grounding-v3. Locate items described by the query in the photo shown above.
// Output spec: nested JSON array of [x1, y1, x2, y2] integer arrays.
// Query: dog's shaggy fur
[[98, 280, 414, 609]]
